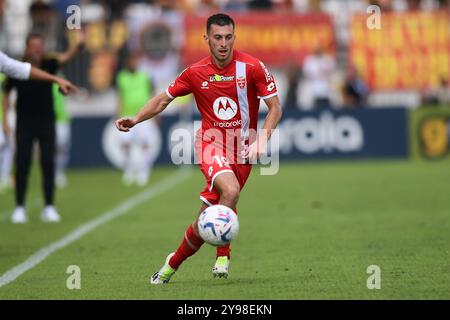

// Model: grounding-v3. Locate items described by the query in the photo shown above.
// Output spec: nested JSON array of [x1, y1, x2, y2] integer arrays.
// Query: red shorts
[[198, 154, 252, 206], [195, 129, 252, 206]]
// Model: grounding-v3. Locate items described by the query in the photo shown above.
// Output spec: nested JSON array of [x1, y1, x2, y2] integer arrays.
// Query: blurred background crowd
[[0, 0, 449, 182], [1, 0, 449, 116]]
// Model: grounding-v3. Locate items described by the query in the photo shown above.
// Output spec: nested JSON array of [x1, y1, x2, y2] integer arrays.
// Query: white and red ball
[[197, 205, 239, 246]]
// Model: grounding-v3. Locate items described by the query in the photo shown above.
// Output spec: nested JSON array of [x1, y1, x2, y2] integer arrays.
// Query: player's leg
[[119, 132, 133, 186], [212, 171, 240, 211], [135, 124, 153, 187], [0, 137, 14, 190], [38, 122, 60, 222], [55, 122, 70, 188], [12, 124, 34, 223], [212, 171, 241, 260], [194, 171, 240, 255], [142, 120, 159, 186], [170, 204, 208, 267], [136, 143, 151, 187], [150, 156, 238, 283], [0, 131, 14, 191], [208, 172, 241, 278], [150, 204, 208, 284], [209, 164, 252, 277]]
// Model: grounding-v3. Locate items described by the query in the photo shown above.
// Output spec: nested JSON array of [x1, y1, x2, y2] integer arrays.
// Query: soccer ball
[[197, 205, 239, 246]]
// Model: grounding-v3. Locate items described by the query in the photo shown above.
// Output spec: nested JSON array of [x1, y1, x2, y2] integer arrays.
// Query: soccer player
[[116, 53, 158, 187], [2, 32, 83, 223], [115, 13, 282, 283]]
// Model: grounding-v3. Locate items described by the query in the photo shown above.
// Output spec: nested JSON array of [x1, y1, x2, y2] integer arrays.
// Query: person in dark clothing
[[342, 65, 369, 109], [2, 32, 83, 223]]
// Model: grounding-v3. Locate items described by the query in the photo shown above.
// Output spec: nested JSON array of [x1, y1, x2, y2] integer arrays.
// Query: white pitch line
[[0, 168, 191, 288]]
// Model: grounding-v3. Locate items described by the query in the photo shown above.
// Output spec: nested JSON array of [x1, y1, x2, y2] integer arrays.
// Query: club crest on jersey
[[236, 76, 246, 89], [209, 74, 235, 82], [213, 96, 238, 121]]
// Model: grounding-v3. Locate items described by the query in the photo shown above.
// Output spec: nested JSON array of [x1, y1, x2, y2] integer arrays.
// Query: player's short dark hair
[[206, 13, 235, 34], [26, 32, 44, 45]]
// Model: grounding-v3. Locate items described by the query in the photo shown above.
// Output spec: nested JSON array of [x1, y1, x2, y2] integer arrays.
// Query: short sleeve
[[0, 51, 31, 80], [166, 67, 193, 99], [253, 61, 278, 100]]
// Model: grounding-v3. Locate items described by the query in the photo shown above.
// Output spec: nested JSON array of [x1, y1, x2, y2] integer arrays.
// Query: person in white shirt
[[0, 50, 78, 201], [302, 46, 336, 109], [0, 50, 77, 93]]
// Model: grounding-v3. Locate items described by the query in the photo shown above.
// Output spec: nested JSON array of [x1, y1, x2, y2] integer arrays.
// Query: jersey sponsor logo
[[259, 61, 273, 82], [201, 81, 209, 89], [236, 76, 246, 89], [209, 74, 235, 82], [213, 119, 242, 128], [267, 82, 275, 92], [213, 96, 238, 121]]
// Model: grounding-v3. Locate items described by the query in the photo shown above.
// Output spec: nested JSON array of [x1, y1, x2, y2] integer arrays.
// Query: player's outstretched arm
[[247, 94, 282, 161], [0, 50, 78, 94], [115, 92, 173, 132], [29, 67, 79, 95]]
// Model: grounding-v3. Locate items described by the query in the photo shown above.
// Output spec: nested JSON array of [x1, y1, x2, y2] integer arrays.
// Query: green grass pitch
[[0, 160, 449, 299]]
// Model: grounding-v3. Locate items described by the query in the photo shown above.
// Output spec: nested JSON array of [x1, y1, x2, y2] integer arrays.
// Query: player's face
[[26, 38, 44, 62], [205, 24, 235, 65]]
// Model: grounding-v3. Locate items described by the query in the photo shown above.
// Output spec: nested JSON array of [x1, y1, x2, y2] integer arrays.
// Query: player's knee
[[220, 183, 240, 205]]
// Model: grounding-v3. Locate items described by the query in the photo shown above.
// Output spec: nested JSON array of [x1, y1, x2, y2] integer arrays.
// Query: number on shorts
[[213, 155, 230, 168]]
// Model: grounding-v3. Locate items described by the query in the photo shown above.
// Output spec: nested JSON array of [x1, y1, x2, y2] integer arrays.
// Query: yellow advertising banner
[[350, 12, 450, 90]]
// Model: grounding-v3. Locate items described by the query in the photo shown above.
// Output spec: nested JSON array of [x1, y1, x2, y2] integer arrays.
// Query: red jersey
[[166, 50, 278, 164]]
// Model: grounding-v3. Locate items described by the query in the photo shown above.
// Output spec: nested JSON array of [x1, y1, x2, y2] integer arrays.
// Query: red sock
[[169, 224, 204, 269], [216, 244, 231, 259], [216, 207, 236, 259]]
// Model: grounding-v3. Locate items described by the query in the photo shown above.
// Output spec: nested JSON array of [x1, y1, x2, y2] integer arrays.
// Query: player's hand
[[115, 117, 137, 132], [56, 78, 79, 95], [245, 139, 267, 163]]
